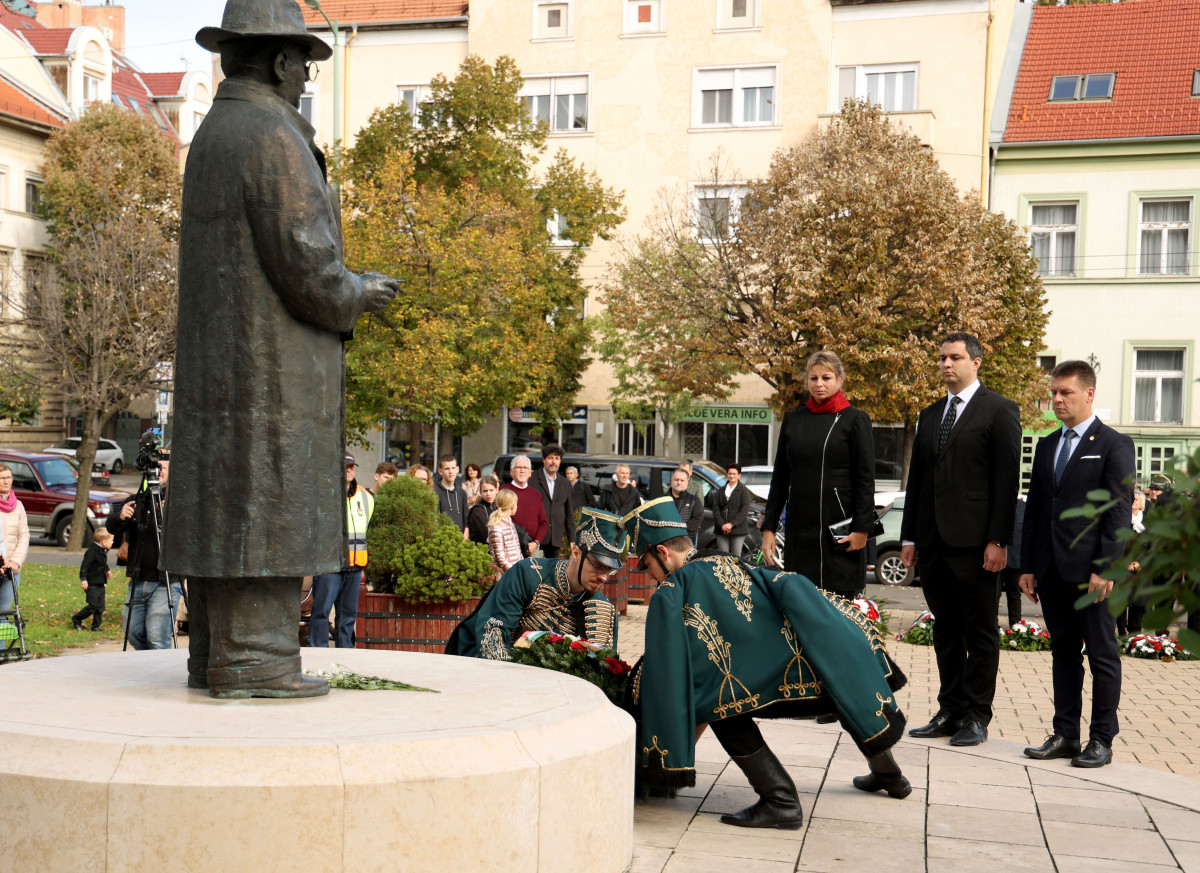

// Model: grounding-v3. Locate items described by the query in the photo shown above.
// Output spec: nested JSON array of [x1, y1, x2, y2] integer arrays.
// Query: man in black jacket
[[531, 444, 574, 559], [669, 468, 703, 544], [901, 332, 1021, 747], [1020, 360, 1134, 768], [108, 460, 176, 650]]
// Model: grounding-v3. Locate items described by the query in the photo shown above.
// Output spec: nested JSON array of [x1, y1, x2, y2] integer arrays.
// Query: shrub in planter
[[366, 475, 451, 590], [390, 525, 495, 603]]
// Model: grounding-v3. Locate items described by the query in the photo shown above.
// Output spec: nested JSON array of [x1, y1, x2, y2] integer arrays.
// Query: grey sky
[[111, 0, 225, 74]]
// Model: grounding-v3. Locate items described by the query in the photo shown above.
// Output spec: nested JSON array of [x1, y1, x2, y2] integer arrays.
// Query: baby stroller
[[0, 568, 32, 664]]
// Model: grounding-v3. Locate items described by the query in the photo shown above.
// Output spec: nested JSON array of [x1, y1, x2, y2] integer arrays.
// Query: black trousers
[[72, 584, 106, 628], [1038, 561, 1121, 746], [918, 539, 1001, 725], [998, 566, 1023, 626]]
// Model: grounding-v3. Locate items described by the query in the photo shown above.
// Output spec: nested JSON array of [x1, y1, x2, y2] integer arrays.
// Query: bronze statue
[[161, 0, 398, 698]]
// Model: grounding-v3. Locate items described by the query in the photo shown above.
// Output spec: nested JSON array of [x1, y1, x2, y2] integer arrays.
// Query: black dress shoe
[[72, 620, 85, 631], [949, 719, 988, 746], [1024, 734, 1081, 760], [908, 712, 960, 738], [1071, 739, 1113, 768]]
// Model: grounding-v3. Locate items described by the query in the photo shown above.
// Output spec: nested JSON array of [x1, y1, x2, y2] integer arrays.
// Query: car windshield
[[51, 438, 79, 450], [35, 458, 79, 488], [740, 471, 773, 485]]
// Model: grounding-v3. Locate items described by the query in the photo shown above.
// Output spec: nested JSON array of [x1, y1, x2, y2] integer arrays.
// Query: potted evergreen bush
[[358, 476, 496, 652]]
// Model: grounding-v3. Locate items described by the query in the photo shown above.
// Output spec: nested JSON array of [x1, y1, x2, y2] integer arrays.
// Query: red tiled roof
[[140, 72, 186, 97], [300, 0, 467, 27], [0, 4, 44, 36], [1005, 0, 1200, 143], [0, 78, 66, 129], [22, 26, 72, 54]]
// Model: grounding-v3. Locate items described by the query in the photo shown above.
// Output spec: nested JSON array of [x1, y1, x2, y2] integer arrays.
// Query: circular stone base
[[0, 649, 635, 873]]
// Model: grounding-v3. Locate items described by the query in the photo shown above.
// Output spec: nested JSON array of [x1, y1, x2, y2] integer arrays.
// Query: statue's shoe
[[210, 672, 330, 699]]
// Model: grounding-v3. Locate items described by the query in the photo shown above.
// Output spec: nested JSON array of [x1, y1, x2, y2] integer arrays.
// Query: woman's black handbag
[[827, 512, 886, 552]]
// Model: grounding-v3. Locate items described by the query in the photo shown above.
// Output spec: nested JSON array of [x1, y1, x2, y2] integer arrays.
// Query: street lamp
[[302, 0, 339, 161]]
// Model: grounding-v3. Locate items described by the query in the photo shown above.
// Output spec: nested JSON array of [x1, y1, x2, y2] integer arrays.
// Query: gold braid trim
[[778, 619, 823, 698], [683, 603, 759, 717], [695, 555, 754, 621], [479, 617, 512, 661], [584, 599, 617, 649]]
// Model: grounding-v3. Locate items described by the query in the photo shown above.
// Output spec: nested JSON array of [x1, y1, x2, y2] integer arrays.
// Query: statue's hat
[[574, 508, 628, 569], [620, 496, 690, 557], [197, 0, 333, 61]]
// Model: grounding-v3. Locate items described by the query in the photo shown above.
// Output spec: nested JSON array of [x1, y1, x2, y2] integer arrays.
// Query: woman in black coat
[[709, 463, 755, 557], [761, 350, 875, 598]]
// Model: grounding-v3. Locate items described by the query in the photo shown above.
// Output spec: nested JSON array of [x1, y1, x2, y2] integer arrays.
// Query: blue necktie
[[1054, 429, 1076, 486]]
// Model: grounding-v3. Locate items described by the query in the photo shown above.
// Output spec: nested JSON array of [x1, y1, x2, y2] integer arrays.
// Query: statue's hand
[[361, 273, 399, 314]]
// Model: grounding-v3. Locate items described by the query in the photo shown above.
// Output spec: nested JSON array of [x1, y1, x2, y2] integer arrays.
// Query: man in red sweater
[[501, 456, 548, 557]]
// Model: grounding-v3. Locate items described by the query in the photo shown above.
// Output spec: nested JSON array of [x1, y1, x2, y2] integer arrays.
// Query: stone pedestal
[[0, 649, 635, 873]]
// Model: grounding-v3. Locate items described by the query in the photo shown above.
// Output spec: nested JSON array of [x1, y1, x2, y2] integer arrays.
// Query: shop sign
[[683, 406, 771, 424]]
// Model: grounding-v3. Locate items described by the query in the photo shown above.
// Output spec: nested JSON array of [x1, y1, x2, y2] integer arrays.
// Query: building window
[[695, 66, 776, 127], [521, 76, 589, 132], [1135, 442, 1180, 483], [1138, 199, 1190, 275], [1132, 349, 1184, 424], [837, 64, 918, 112], [1193, 69, 1200, 97], [1049, 73, 1115, 102], [83, 74, 101, 104], [24, 176, 41, 215], [718, 0, 758, 28], [1029, 202, 1077, 276], [299, 91, 315, 125], [617, 421, 655, 456], [623, 0, 662, 33], [193, 111, 206, 131], [547, 211, 572, 246], [22, 252, 49, 322], [1037, 355, 1057, 372], [534, 1, 571, 40], [694, 184, 748, 242]]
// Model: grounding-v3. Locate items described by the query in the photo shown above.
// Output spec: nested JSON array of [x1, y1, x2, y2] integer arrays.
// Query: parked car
[[64, 457, 111, 486], [0, 449, 129, 547], [872, 495, 917, 586], [44, 437, 125, 473], [739, 465, 774, 501], [490, 453, 768, 560]]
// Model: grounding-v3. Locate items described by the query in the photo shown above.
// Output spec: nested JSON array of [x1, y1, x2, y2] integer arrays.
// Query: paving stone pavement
[[618, 603, 1200, 873]]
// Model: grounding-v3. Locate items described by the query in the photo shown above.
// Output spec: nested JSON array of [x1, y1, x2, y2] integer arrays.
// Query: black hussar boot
[[720, 746, 804, 830], [852, 749, 912, 799]]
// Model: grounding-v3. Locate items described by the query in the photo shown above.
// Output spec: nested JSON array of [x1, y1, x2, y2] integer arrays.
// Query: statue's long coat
[[162, 78, 368, 579]]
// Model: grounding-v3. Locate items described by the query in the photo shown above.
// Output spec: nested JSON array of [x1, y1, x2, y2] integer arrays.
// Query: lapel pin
[[1089, 436, 1095, 441]]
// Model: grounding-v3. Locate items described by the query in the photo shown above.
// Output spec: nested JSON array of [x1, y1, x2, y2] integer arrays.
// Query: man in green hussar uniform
[[622, 498, 911, 830], [446, 507, 624, 659]]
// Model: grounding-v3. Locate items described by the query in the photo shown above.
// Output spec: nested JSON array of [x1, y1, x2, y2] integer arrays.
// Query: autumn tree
[[603, 102, 1048, 484], [22, 102, 180, 547], [337, 55, 625, 448]]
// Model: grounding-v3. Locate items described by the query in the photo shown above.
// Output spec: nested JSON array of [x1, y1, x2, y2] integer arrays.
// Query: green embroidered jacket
[[447, 557, 618, 660], [634, 553, 906, 787]]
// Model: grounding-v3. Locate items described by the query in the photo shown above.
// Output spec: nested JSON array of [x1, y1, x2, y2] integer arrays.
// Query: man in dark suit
[[1020, 360, 1134, 768], [901, 332, 1021, 746], [531, 444, 574, 559]]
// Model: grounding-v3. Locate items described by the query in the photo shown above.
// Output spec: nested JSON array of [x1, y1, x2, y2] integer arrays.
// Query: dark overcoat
[[762, 406, 875, 597], [161, 78, 369, 579]]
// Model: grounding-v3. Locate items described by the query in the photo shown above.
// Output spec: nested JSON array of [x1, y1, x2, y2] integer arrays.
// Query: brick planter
[[355, 590, 482, 653]]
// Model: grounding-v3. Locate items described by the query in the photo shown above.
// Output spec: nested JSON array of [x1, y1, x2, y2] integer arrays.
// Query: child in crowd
[[72, 528, 113, 631]]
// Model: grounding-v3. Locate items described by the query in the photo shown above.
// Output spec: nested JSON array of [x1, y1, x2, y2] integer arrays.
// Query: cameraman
[[107, 458, 174, 649]]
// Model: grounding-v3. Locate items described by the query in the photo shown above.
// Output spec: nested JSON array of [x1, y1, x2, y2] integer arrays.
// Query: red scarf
[[806, 390, 851, 415]]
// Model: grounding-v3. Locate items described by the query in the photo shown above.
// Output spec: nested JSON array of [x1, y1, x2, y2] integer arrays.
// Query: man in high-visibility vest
[[310, 455, 374, 648]]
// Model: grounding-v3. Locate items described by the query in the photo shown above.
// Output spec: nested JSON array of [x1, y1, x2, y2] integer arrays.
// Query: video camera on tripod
[[134, 429, 169, 485]]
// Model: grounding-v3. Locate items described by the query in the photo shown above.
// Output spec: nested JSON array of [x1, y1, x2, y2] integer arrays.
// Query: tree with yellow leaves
[[603, 101, 1047, 483], [338, 55, 625, 446]]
